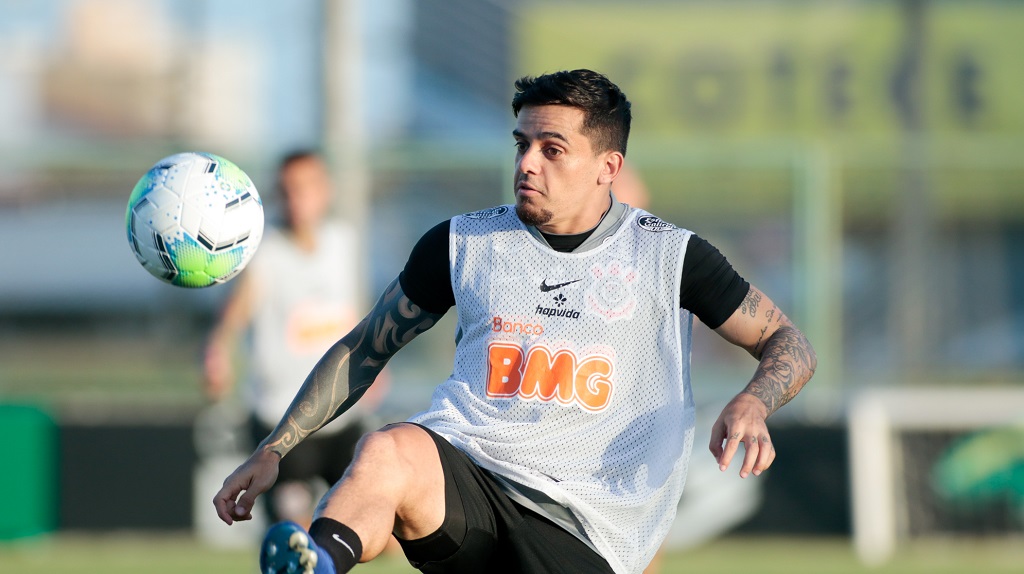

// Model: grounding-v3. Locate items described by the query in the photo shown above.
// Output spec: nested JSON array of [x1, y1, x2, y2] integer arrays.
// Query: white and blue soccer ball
[[126, 152, 264, 288]]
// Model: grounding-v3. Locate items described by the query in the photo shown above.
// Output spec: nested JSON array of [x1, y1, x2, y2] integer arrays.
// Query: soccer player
[[213, 70, 816, 574]]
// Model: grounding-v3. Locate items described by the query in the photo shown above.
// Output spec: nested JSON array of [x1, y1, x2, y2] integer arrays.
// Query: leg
[[315, 422, 446, 561], [319, 420, 406, 556]]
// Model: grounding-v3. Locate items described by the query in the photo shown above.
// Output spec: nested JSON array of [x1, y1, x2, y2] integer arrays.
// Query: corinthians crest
[[584, 261, 638, 322], [465, 206, 509, 219]]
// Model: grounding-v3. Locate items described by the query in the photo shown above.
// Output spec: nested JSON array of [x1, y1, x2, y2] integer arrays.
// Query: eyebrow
[[512, 129, 570, 144]]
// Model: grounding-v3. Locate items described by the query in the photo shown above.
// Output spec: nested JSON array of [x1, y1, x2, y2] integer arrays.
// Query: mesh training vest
[[410, 205, 696, 574]]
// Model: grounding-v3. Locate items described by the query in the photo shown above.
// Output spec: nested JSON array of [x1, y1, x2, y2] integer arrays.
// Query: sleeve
[[679, 234, 750, 329], [398, 219, 455, 314]]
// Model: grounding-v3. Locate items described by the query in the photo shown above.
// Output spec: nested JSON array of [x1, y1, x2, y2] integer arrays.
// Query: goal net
[[849, 387, 1024, 565]]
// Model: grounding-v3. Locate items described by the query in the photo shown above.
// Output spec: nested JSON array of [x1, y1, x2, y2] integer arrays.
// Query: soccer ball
[[126, 152, 264, 288]]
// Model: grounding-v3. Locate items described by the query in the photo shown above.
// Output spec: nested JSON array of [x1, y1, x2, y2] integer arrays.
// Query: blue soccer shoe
[[259, 521, 335, 574]]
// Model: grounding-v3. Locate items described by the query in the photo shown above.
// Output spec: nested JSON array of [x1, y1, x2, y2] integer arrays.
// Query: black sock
[[309, 517, 363, 573]]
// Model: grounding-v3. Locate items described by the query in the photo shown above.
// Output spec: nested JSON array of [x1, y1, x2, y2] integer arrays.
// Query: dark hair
[[278, 149, 321, 173], [511, 69, 631, 156]]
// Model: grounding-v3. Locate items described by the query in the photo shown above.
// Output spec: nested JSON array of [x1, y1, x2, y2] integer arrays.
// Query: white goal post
[[848, 386, 1024, 565]]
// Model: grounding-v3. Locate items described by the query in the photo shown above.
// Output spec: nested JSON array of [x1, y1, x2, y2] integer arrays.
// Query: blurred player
[[214, 70, 816, 574], [611, 160, 650, 210], [203, 150, 382, 529]]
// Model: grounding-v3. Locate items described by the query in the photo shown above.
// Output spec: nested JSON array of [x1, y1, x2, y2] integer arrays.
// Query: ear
[[597, 151, 624, 186]]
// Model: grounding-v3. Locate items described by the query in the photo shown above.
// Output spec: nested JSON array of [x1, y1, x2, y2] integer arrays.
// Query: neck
[[536, 193, 613, 235], [289, 226, 317, 252]]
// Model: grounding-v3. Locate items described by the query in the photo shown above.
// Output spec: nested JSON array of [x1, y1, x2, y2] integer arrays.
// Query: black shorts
[[397, 424, 615, 574]]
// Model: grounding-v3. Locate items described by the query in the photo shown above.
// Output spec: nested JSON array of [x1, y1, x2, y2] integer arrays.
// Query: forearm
[[740, 322, 817, 417], [257, 337, 370, 457], [257, 278, 443, 458]]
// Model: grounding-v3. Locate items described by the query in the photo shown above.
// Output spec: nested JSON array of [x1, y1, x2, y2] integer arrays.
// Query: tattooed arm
[[213, 277, 444, 524], [260, 277, 442, 456], [707, 285, 817, 478]]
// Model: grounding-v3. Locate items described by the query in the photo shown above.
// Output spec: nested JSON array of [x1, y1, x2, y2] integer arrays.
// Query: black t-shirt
[[399, 219, 749, 329]]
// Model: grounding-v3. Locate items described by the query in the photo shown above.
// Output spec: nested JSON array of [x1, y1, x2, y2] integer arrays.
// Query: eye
[[514, 141, 528, 153], [544, 147, 563, 157]]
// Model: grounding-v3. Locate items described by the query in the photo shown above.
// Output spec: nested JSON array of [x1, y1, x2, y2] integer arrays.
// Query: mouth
[[516, 180, 541, 196]]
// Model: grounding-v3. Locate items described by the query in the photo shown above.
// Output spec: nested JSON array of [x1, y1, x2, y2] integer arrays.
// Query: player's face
[[279, 156, 331, 232], [513, 105, 621, 234]]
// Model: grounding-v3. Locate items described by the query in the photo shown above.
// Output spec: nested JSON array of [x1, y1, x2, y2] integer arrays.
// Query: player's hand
[[213, 448, 280, 525], [709, 393, 776, 478]]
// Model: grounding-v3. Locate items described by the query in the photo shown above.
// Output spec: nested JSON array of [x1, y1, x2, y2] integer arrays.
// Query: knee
[[349, 424, 423, 478], [354, 428, 400, 464]]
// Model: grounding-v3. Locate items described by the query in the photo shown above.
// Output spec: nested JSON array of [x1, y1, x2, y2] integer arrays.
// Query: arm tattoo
[[752, 305, 781, 358], [739, 289, 762, 318], [753, 324, 769, 356], [260, 278, 443, 457], [742, 324, 817, 416]]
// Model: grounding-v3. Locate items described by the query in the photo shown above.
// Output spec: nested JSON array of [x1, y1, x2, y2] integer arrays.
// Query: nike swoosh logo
[[540, 278, 582, 292], [332, 533, 356, 558]]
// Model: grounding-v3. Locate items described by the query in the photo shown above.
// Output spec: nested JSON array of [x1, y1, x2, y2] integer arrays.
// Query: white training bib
[[410, 205, 696, 574]]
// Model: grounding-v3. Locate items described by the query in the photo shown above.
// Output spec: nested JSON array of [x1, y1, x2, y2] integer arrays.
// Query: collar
[[525, 193, 630, 253]]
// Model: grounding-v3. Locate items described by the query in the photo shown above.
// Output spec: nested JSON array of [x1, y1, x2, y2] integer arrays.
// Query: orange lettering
[[487, 342, 523, 397], [574, 356, 614, 411], [490, 316, 544, 336], [485, 342, 614, 411], [519, 347, 576, 404]]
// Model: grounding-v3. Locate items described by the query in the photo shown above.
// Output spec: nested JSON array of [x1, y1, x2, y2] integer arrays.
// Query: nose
[[517, 145, 540, 175]]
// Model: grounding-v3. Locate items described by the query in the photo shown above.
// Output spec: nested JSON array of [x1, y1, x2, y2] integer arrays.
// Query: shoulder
[[253, 226, 289, 258], [416, 219, 451, 247], [407, 219, 451, 266], [679, 233, 727, 273], [244, 226, 288, 282], [679, 232, 749, 328], [451, 205, 517, 233], [402, 219, 456, 313], [458, 205, 514, 221], [629, 210, 693, 242]]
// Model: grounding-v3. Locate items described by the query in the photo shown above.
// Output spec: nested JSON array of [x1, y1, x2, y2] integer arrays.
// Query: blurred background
[[1, 0, 1022, 572]]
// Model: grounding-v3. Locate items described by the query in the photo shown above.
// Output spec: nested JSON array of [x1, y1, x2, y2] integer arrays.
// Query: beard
[[515, 196, 553, 227]]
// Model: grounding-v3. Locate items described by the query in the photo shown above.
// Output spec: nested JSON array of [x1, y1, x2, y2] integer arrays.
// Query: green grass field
[[2, 535, 1023, 574]]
